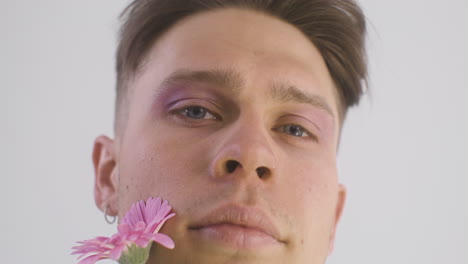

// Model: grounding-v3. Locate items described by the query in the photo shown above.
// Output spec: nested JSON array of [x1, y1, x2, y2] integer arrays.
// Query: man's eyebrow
[[159, 68, 244, 94], [158, 68, 334, 118], [270, 82, 335, 118]]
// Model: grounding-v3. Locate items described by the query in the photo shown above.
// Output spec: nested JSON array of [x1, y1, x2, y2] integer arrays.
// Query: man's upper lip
[[188, 204, 282, 242]]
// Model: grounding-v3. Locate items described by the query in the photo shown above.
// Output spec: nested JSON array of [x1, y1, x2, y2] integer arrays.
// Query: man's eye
[[281, 124, 307, 137], [180, 106, 217, 120], [278, 124, 318, 141]]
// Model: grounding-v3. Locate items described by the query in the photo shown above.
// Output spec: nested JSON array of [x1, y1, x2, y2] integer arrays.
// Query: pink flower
[[72, 197, 175, 264]]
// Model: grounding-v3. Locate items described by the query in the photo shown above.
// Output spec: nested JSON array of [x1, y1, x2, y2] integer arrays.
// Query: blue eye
[[277, 124, 318, 142], [281, 124, 307, 137], [181, 106, 217, 120]]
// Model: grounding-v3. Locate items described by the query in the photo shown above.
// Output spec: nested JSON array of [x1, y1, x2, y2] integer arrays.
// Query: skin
[[93, 8, 346, 264]]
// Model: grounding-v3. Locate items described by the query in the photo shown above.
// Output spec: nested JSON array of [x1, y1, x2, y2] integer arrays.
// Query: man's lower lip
[[189, 224, 281, 249]]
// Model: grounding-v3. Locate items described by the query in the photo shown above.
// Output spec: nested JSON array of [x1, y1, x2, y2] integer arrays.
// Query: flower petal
[[109, 243, 127, 260], [71, 236, 112, 257], [122, 200, 145, 228], [134, 236, 152, 248], [77, 254, 104, 264], [150, 233, 175, 249], [117, 223, 132, 237], [152, 213, 176, 233], [146, 197, 162, 221]]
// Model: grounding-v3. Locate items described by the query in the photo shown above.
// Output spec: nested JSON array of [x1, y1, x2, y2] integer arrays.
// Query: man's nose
[[209, 117, 277, 181]]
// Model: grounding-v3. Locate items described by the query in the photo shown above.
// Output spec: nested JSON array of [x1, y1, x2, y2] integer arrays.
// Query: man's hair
[[114, 0, 367, 134]]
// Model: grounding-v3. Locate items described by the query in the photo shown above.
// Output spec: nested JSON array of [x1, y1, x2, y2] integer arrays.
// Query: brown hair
[[115, 0, 367, 133]]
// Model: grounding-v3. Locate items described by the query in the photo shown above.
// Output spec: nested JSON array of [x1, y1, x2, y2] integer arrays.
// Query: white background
[[2, 0, 467, 263]]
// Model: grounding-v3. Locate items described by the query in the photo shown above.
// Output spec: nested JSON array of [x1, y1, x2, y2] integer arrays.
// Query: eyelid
[[166, 99, 320, 142], [169, 102, 221, 121], [276, 123, 318, 142], [274, 123, 319, 143]]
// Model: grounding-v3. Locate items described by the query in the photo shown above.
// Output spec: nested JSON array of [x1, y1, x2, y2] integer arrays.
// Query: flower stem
[[118, 243, 152, 264]]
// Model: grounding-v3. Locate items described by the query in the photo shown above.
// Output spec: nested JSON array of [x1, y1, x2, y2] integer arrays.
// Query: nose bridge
[[210, 111, 277, 179]]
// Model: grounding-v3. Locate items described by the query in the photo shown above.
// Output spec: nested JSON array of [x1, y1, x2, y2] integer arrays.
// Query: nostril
[[226, 160, 240, 173], [256, 166, 270, 179]]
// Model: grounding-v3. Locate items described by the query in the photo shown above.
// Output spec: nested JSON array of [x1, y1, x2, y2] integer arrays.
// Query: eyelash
[[174, 105, 219, 120], [273, 123, 318, 142], [173, 105, 318, 142]]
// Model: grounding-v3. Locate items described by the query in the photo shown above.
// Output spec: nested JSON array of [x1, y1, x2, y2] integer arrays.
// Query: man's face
[[94, 8, 345, 264]]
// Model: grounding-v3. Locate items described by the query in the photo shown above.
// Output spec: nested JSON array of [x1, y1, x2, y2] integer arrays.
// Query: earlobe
[[328, 183, 347, 255], [92, 135, 119, 216]]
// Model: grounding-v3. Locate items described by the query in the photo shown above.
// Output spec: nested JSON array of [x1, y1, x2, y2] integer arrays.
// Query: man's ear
[[328, 183, 347, 255], [92, 135, 119, 217]]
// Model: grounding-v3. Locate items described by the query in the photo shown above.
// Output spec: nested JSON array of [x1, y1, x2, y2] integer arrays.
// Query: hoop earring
[[104, 206, 116, 224]]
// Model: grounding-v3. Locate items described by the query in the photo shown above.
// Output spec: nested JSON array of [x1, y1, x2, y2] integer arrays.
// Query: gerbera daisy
[[72, 197, 175, 264]]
